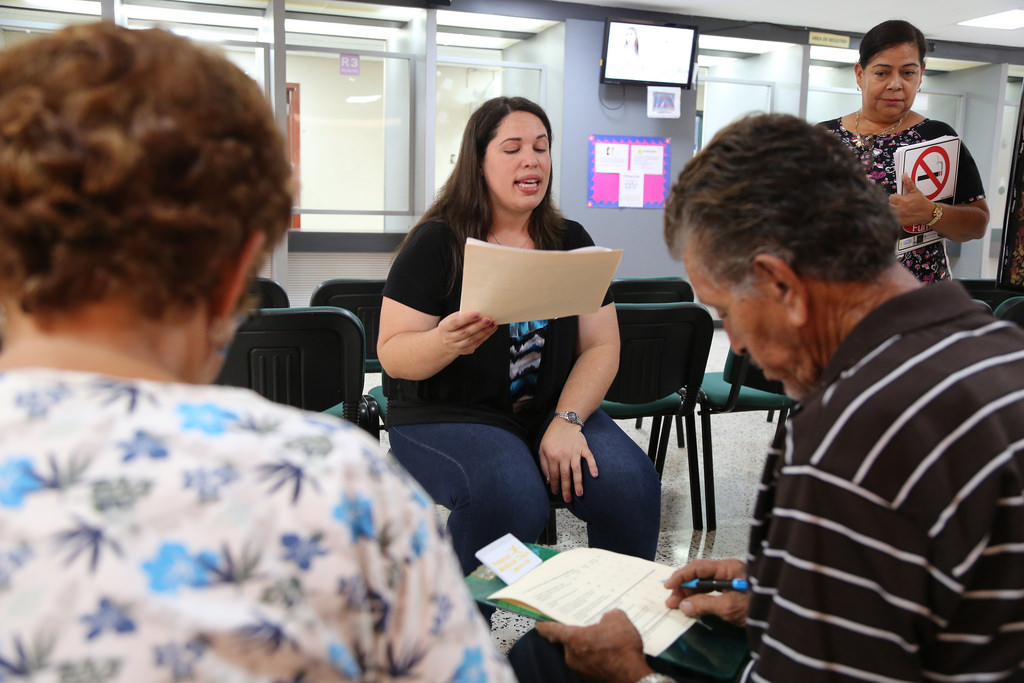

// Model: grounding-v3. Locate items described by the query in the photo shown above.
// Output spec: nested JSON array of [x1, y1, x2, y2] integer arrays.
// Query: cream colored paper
[[460, 238, 623, 324], [488, 547, 694, 656]]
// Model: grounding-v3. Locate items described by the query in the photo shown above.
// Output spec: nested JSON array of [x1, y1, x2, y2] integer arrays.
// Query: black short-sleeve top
[[381, 219, 611, 439]]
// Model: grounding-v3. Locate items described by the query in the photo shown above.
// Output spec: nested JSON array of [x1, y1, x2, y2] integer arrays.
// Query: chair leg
[[766, 409, 775, 423], [635, 417, 644, 429], [646, 415, 663, 466], [686, 410, 704, 531], [675, 414, 684, 448], [700, 409, 716, 530], [771, 406, 790, 444], [653, 416, 672, 478], [538, 506, 558, 545]]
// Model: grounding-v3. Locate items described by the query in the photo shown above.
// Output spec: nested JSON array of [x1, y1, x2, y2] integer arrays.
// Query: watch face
[[566, 412, 580, 421]]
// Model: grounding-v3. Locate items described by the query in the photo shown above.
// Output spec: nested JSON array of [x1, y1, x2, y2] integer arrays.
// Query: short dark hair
[[0, 22, 292, 318], [664, 113, 900, 285], [407, 96, 564, 292], [859, 19, 927, 67]]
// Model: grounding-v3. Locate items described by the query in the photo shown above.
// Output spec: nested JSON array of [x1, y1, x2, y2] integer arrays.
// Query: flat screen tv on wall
[[600, 19, 699, 89]]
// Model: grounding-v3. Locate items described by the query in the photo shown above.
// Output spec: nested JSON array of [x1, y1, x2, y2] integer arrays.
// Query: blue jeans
[[389, 410, 661, 574]]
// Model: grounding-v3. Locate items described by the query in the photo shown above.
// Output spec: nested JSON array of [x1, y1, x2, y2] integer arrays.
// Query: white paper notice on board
[[630, 145, 664, 174], [594, 143, 630, 173], [619, 171, 644, 208], [460, 238, 623, 324]]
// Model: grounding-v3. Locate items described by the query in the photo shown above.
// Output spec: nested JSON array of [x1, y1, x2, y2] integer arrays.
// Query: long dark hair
[[400, 96, 564, 293]]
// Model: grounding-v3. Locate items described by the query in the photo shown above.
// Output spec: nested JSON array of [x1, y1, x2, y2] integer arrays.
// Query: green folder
[[466, 544, 750, 681]]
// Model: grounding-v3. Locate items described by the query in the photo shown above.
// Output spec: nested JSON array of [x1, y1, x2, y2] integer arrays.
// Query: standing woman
[[820, 19, 989, 283], [378, 96, 661, 574]]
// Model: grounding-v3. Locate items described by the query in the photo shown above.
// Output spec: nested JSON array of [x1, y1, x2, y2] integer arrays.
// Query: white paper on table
[[460, 238, 623, 324]]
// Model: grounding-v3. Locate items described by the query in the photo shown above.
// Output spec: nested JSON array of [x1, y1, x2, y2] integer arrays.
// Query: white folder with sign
[[893, 135, 961, 256], [894, 135, 960, 202]]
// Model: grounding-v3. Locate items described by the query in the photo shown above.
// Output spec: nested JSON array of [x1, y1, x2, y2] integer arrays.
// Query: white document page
[[489, 547, 694, 656], [460, 238, 623, 324]]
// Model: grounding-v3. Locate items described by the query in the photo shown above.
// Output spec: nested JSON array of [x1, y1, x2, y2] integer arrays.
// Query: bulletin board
[[587, 135, 671, 209]]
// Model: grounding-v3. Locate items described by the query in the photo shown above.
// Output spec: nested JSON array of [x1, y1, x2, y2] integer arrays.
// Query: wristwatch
[[635, 674, 676, 683], [554, 410, 585, 428], [925, 203, 943, 227]]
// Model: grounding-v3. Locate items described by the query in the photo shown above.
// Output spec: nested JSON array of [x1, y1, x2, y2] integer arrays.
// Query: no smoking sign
[[911, 146, 951, 200], [897, 136, 960, 204]]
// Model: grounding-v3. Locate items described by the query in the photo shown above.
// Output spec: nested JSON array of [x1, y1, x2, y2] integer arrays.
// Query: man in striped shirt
[[535, 113, 1024, 682]]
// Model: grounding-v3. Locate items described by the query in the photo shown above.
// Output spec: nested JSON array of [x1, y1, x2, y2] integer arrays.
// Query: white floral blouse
[[0, 369, 514, 682]]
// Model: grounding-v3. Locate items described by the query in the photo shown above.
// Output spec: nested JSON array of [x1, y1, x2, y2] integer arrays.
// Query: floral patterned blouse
[[821, 117, 986, 284], [0, 369, 515, 682]]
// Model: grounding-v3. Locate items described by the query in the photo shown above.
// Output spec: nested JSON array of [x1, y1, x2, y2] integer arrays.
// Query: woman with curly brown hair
[[0, 23, 513, 682]]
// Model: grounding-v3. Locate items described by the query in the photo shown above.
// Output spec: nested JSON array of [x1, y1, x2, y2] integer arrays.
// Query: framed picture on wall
[[998, 88, 1024, 294], [647, 86, 681, 119]]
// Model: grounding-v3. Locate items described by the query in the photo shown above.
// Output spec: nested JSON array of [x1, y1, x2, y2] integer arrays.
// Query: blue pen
[[679, 578, 749, 592]]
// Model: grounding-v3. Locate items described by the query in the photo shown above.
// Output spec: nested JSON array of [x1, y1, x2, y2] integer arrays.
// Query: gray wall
[[930, 63, 1007, 277], [560, 18, 697, 279]]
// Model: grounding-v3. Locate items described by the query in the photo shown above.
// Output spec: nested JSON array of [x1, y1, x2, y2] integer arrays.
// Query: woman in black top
[[820, 19, 989, 283], [378, 97, 661, 573]]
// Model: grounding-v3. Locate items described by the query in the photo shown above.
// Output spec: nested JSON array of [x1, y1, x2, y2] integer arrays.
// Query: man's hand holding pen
[[664, 558, 750, 627]]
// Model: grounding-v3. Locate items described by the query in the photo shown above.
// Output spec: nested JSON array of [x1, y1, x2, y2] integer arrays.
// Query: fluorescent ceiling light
[[285, 1, 420, 24], [699, 35, 792, 54], [163, 26, 255, 44], [697, 55, 737, 67], [959, 10, 1024, 29], [285, 18, 399, 40], [346, 95, 382, 104], [123, 5, 264, 29], [20, 0, 98, 13], [436, 10, 555, 34], [809, 46, 858, 63], [436, 31, 513, 50]]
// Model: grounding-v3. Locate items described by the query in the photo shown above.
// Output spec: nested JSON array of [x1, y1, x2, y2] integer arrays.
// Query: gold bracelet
[[925, 203, 943, 227]]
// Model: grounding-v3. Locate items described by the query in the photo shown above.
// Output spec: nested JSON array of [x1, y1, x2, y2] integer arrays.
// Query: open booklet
[[465, 544, 750, 680], [459, 238, 623, 324], [487, 547, 693, 656], [893, 135, 961, 256]]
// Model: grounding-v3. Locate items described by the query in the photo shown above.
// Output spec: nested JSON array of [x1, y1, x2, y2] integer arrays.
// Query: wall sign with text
[[587, 135, 671, 209]]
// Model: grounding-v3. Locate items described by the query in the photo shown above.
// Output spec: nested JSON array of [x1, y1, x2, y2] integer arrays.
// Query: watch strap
[[925, 203, 943, 227], [553, 411, 585, 427]]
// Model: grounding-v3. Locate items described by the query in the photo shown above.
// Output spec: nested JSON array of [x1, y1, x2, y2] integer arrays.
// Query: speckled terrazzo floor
[[369, 329, 782, 654]]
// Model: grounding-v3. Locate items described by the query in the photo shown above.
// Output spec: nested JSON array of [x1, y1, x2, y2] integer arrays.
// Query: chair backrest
[[717, 349, 787, 411], [994, 296, 1024, 326], [954, 278, 1018, 313], [309, 279, 385, 371], [215, 307, 366, 424], [250, 277, 290, 309], [610, 277, 694, 304], [604, 302, 713, 411]]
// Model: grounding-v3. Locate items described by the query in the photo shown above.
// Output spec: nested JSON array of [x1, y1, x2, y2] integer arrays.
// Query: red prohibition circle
[[910, 146, 951, 200]]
